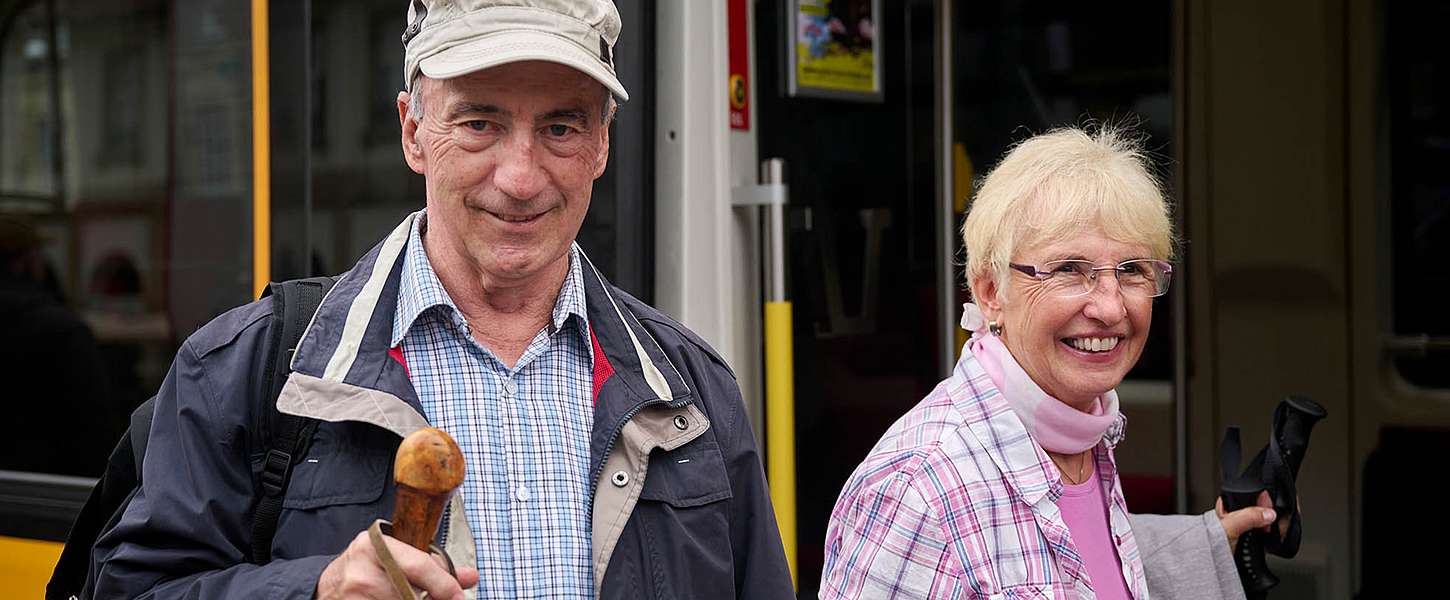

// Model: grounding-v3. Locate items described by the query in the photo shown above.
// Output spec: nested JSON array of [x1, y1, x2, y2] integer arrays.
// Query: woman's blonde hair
[[962, 125, 1176, 300]]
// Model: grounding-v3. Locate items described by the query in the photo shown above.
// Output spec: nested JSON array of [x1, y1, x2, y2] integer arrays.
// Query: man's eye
[[546, 124, 574, 137], [464, 120, 490, 131]]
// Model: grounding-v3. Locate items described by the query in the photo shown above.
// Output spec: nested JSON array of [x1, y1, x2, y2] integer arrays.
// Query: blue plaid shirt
[[392, 214, 594, 598]]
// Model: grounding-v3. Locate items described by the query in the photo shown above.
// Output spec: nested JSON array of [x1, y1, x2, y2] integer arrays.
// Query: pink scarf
[[961, 303, 1119, 454]]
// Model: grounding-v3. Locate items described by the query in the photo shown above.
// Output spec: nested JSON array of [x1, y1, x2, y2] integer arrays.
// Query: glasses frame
[[1008, 259, 1175, 298]]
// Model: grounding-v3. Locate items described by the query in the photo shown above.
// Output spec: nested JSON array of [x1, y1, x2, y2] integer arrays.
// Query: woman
[[820, 126, 1275, 599]]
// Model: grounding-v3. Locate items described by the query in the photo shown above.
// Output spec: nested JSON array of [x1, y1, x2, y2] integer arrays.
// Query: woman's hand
[[1214, 491, 1295, 550]]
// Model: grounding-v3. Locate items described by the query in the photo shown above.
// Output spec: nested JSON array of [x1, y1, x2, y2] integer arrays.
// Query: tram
[[0, 1, 1444, 597]]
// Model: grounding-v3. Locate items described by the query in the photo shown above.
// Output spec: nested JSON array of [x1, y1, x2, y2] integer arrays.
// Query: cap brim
[[418, 30, 629, 102]]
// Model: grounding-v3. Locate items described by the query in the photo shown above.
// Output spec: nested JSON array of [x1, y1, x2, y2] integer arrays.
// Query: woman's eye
[[1052, 263, 1080, 274]]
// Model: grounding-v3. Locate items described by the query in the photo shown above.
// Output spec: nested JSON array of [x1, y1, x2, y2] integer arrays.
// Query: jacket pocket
[[638, 441, 734, 507], [280, 423, 390, 510], [629, 441, 735, 599], [253, 423, 395, 560]]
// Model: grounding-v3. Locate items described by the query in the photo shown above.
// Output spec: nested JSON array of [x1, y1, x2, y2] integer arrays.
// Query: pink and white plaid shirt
[[820, 349, 1148, 599]]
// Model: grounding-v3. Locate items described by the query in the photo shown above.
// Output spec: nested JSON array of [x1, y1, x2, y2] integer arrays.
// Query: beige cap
[[402, 0, 629, 102]]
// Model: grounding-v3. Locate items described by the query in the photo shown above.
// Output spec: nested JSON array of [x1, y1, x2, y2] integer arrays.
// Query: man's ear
[[592, 112, 612, 180], [398, 90, 426, 175]]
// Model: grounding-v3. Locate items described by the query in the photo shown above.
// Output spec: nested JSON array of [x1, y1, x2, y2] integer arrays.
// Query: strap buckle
[[259, 449, 293, 496]]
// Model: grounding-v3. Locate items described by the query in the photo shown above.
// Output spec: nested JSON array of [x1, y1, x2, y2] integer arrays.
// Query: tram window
[[0, 0, 255, 484], [1386, 1, 1450, 388], [1, 2, 58, 203], [953, 0, 1174, 382]]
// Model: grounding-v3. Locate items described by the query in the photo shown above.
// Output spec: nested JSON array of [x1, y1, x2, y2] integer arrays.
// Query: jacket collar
[[576, 250, 694, 479], [278, 211, 693, 439]]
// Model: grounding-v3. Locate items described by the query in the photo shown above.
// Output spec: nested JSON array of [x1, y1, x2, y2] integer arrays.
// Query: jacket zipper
[[589, 396, 695, 500]]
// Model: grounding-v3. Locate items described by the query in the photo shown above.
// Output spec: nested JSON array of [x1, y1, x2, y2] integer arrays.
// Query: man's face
[[399, 61, 610, 285]]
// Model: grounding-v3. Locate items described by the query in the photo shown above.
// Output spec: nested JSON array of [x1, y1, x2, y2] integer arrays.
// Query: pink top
[[1057, 462, 1134, 599]]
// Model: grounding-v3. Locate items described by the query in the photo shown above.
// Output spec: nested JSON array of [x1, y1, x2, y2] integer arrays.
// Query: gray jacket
[[92, 212, 795, 599], [1131, 511, 1247, 600]]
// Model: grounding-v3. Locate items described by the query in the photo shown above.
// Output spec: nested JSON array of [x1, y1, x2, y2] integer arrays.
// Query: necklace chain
[[1054, 450, 1091, 485]]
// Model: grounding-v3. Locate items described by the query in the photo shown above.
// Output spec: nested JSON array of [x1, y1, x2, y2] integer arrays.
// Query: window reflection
[[0, 0, 652, 482], [0, 0, 251, 478], [1387, 1, 1450, 388]]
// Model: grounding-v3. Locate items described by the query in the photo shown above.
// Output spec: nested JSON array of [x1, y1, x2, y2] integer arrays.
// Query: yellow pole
[[251, 0, 270, 299], [765, 300, 797, 589]]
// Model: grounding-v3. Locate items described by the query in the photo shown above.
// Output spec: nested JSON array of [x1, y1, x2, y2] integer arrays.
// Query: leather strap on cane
[[369, 519, 418, 600], [366, 519, 457, 599]]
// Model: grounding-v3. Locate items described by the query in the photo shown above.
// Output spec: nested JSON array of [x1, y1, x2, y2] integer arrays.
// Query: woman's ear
[[972, 272, 1004, 321]]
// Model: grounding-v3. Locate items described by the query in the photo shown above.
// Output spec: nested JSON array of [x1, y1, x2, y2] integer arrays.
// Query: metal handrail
[[1383, 334, 1450, 357]]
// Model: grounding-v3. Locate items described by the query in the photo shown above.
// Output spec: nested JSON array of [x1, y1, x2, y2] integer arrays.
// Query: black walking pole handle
[[1218, 395, 1327, 600], [1222, 484, 1278, 600]]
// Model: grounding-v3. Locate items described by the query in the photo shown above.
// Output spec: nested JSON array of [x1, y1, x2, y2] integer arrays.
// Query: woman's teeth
[[1068, 337, 1120, 352]]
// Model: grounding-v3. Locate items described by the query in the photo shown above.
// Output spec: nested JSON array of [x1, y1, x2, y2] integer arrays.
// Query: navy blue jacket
[[92, 212, 794, 599]]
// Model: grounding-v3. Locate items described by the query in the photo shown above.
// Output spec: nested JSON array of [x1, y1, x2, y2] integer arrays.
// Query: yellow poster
[[791, 0, 880, 99]]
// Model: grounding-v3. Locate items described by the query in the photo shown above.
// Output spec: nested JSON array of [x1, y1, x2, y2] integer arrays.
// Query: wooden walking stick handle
[[390, 427, 465, 550]]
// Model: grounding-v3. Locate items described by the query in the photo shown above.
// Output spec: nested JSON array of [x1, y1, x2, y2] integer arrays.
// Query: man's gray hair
[[407, 76, 617, 125]]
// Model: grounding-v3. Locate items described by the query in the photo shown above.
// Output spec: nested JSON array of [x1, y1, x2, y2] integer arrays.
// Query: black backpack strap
[[249, 276, 336, 564], [47, 399, 154, 600], [129, 396, 156, 473]]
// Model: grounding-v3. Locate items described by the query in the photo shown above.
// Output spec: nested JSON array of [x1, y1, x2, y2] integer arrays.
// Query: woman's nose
[[1082, 275, 1128, 323]]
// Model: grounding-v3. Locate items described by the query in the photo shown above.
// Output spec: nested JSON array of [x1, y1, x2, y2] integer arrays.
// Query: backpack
[[46, 276, 338, 600]]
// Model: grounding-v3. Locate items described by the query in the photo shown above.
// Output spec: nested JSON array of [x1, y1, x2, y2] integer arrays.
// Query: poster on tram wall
[[788, 0, 881, 101]]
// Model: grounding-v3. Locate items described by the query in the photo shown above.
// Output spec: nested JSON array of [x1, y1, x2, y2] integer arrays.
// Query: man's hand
[[1215, 490, 1294, 550], [317, 530, 479, 599]]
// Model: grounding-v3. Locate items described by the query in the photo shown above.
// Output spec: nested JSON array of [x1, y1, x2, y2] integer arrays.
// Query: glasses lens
[[1041, 260, 1095, 297], [1117, 259, 1172, 297]]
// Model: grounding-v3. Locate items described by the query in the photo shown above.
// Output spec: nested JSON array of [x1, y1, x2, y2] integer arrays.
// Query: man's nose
[[493, 133, 547, 200]]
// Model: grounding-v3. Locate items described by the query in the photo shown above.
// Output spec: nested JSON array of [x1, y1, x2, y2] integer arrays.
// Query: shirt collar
[[391, 211, 590, 348], [393, 212, 456, 348], [552, 243, 590, 338], [951, 349, 1127, 506]]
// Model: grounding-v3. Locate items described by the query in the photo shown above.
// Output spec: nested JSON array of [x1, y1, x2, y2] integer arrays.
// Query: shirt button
[[673, 415, 689, 430], [515, 485, 530, 502], [611, 470, 630, 487], [503, 380, 518, 396]]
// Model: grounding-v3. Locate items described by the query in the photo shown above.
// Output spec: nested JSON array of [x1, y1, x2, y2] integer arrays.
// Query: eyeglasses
[[1008, 259, 1174, 298]]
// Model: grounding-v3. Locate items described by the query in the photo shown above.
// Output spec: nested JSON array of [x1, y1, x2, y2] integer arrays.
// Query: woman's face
[[975, 229, 1156, 410]]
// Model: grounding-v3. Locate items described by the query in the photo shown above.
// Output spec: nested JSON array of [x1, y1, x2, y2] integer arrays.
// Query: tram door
[[753, 1, 944, 594]]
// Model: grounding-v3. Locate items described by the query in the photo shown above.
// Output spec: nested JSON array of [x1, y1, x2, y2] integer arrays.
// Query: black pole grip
[[1222, 483, 1276, 600]]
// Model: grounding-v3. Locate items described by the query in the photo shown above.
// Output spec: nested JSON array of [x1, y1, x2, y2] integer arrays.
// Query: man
[[92, 1, 794, 598]]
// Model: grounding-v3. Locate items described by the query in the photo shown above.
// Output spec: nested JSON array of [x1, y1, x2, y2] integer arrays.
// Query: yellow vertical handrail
[[765, 300, 797, 589], [251, 0, 270, 298]]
